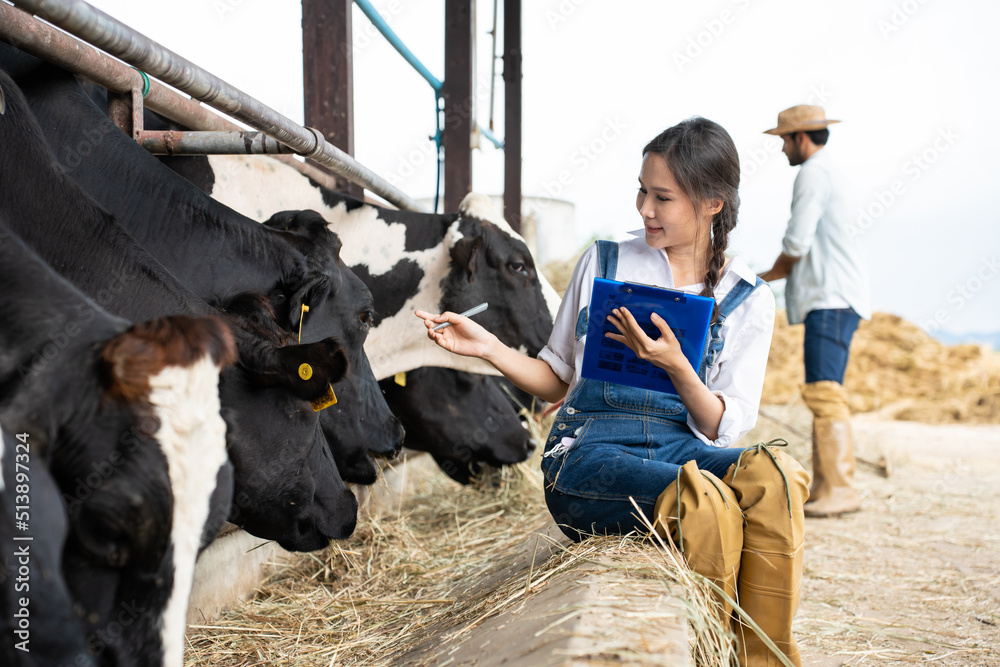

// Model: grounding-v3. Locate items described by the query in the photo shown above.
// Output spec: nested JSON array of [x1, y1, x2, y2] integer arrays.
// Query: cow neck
[[20, 67, 303, 301]]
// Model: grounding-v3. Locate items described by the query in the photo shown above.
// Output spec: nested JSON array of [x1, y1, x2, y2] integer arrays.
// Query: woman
[[416, 117, 808, 667]]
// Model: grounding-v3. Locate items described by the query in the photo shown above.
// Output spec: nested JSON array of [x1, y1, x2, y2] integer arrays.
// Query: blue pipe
[[353, 0, 504, 151], [353, 0, 443, 91]]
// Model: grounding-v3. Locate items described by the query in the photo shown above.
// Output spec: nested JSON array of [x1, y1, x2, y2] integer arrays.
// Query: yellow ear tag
[[297, 304, 310, 343], [298, 363, 313, 381], [310, 384, 337, 412], [394, 372, 406, 387]]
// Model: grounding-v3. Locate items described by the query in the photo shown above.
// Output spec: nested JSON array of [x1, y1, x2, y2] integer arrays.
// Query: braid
[[700, 210, 731, 321]]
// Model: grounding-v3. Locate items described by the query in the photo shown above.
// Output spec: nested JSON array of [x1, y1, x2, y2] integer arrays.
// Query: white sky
[[82, 0, 1000, 337]]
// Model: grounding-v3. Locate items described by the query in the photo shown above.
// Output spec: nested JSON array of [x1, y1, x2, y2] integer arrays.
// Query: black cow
[[0, 220, 234, 667], [0, 65, 356, 552], [377, 368, 536, 484], [1, 429, 95, 667], [17, 62, 402, 485]]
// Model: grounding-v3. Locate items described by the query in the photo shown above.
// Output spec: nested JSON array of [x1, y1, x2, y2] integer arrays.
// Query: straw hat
[[763, 105, 841, 136]]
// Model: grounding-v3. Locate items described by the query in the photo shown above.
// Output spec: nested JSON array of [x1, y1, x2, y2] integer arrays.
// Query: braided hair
[[642, 118, 740, 321]]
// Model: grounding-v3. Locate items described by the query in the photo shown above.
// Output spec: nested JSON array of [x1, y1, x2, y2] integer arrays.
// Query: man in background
[[760, 105, 871, 518]]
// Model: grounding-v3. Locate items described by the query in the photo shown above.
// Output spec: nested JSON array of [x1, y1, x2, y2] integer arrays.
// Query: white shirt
[[538, 233, 775, 448], [781, 148, 871, 325]]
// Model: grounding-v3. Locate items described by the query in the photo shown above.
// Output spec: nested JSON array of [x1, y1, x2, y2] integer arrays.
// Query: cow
[[153, 150, 560, 479], [0, 220, 234, 667], [377, 367, 536, 484], [12, 60, 403, 485], [1, 428, 96, 667], [0, 66, 356, 552]]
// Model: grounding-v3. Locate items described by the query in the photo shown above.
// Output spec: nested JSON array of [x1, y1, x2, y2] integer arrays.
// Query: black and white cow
[[13, 61, 403, 485], [0, 219, 234, 667], [1, 428, 96, 667], [156, 151, 560, 478], [0, 66, 356, 552]]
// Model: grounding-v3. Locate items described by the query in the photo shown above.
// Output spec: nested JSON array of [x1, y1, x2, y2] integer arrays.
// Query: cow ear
[[289, 274, 331, 329], [273, 338, 349, 400], [449, 235, 483, 282]]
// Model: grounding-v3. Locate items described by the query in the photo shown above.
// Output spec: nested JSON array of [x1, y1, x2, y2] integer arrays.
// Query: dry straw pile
[[764, 311, 1000, 424], [184, 414, 745, 667]]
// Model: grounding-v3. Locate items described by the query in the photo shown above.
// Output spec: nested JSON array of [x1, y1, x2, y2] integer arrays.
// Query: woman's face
[[636, 152, 716, 252]]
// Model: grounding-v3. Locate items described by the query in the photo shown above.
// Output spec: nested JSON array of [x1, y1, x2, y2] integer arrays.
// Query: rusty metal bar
[[6, 0, 428, 212], [0, 3, 340, 192], [138, 130, 297, 156]]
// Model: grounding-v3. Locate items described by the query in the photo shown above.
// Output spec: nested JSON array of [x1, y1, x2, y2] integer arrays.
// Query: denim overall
[[541, 241, 766, 541]]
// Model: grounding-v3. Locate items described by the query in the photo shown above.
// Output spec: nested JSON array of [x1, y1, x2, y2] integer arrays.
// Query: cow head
[[442, 194, 555, 357], [379, 367, 536, 485], [214, 291, 358, 549], [52, 315, 235, 667], [261, 211, 405, 484]]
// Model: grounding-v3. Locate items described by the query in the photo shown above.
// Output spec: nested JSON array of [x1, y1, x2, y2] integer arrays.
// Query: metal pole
[[8, 0, 428, 212], [442, 0, 474, 212], [0, 3, 341, 193], [503, 0, 523, 234], [137, 130, 297, 156], [303, 0, 362, 198], [353, 0, 443, 92]]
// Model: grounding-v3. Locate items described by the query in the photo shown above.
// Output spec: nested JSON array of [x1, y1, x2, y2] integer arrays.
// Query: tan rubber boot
[[724, 442, 809, 667], [801, 381, 861, 517], [654, 461, 744, 620]]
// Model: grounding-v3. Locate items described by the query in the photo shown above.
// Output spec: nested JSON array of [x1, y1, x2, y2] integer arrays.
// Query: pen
[[432, 302, 489, 331]]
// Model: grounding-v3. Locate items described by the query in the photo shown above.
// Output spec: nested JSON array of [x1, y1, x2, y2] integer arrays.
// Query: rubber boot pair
[[653, 461, 743, 620], [801, 381, 861, 517], [725, 443, 809, 667]]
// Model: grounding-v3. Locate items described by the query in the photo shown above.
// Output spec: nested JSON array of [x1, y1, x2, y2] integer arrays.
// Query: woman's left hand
[[605, 307, 688, 375]]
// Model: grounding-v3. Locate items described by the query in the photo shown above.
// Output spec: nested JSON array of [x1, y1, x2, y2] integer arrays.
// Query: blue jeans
[[540, 378, 744, 541], [803, 308, 860, 384]]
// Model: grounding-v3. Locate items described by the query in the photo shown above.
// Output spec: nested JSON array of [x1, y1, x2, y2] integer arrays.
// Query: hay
[[764, 311, 1000, 424], [184, 412, 741, 667]]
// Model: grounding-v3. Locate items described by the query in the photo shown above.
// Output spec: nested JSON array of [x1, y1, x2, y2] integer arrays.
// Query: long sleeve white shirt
[[538, 233, 775, 448], [781, 148, 871, 325]]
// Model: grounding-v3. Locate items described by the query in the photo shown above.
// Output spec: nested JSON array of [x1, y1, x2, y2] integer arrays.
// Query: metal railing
[[7, 0, 428, 212]]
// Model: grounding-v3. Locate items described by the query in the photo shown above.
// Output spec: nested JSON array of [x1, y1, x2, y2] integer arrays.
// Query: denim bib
[[541, 240, 764, 539]]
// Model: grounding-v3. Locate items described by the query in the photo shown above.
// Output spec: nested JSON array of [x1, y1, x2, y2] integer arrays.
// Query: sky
[[79, 0, 1000, 338]]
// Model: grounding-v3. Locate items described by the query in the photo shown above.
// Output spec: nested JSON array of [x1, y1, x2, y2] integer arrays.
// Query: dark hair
[[642, 117, 740, 315], [803, 128, 829, 146]]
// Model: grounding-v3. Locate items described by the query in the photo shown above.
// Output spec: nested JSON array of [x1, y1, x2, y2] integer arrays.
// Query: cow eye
[[359, 310, 376, 328], [507, 261, 529, 276]]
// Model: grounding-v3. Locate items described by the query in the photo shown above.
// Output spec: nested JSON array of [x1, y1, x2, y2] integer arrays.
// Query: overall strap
[[596, 240, 619, 280], [576, 240, 620, 340], [699, 275, 766, 382]]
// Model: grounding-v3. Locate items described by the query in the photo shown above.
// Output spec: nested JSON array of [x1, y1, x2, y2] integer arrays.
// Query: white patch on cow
[[147, 355, 228, 667]]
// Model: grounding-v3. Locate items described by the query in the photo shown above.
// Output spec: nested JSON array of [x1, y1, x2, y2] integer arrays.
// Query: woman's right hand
[[414, 309, 497, 359]]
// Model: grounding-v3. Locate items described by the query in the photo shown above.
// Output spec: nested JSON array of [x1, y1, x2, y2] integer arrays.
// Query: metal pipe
[[138, 130, 297, 156], [0, 3, 341, 193], [9, 0, 428, 212], [352, 0, 502, 150], [352, 0, 443, 91]]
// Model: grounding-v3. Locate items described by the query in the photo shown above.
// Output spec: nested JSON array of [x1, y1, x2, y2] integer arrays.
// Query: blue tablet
[[581, 278, 715, 394]]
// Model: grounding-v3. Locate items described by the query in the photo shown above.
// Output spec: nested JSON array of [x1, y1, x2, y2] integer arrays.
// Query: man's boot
[[654, 460, 743, 620], [801, 381, 861, 517], [724, 443, 809, 667]]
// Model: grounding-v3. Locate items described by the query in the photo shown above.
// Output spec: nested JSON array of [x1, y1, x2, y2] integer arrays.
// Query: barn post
[[442, 0, 474, 212], [503, 0, 522, 234], [302, 0, 363, 198]]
